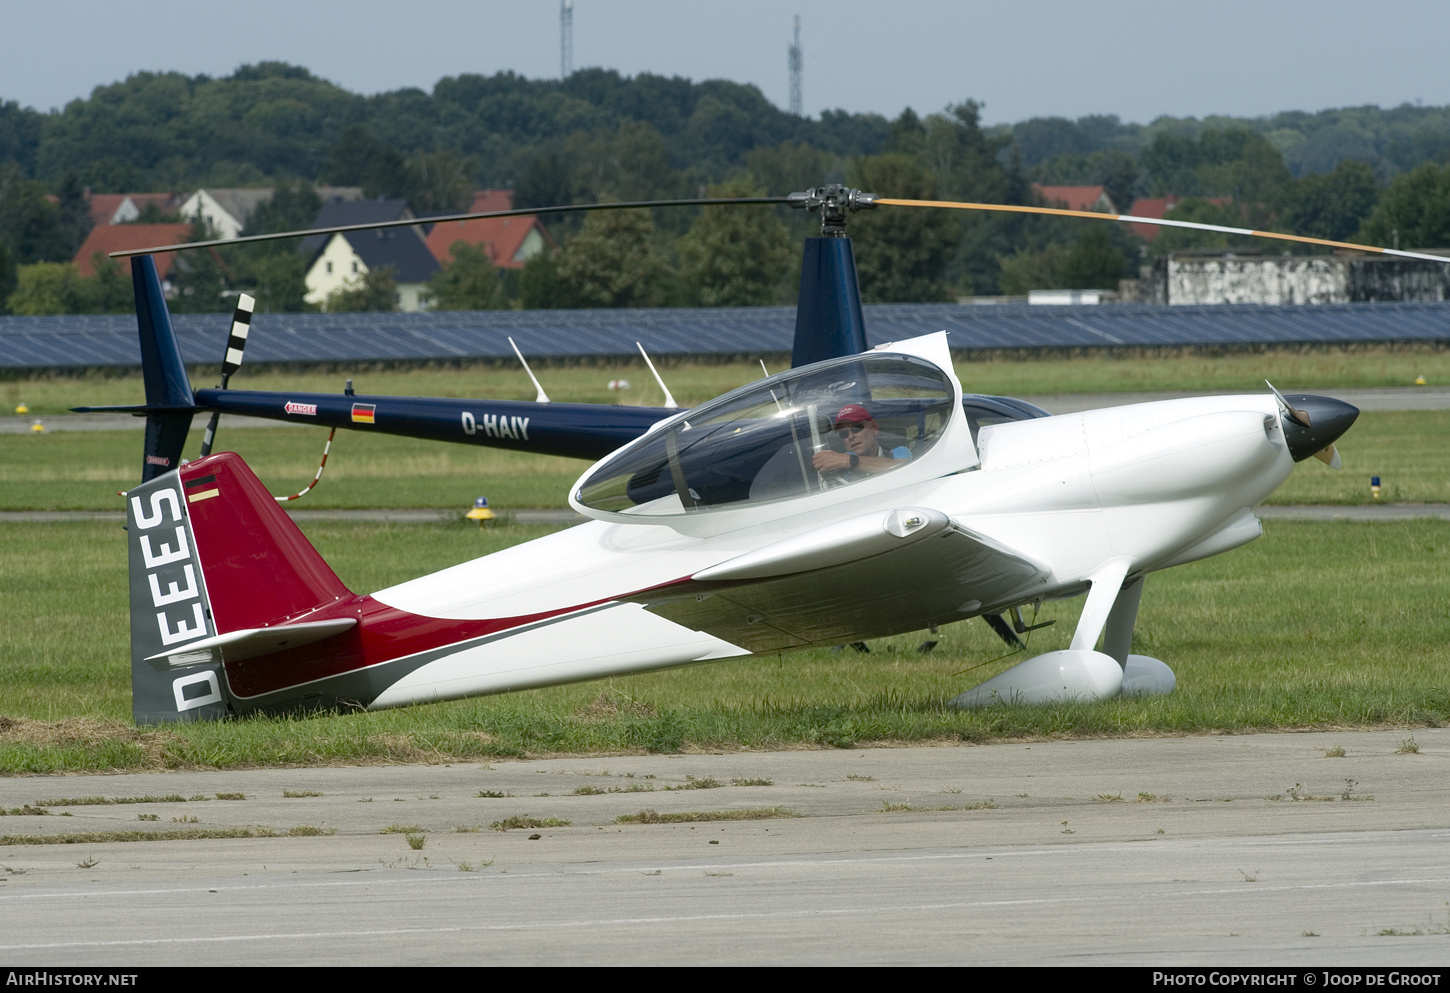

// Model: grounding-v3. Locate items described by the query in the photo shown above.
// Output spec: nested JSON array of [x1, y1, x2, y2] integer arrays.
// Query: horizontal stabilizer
[[73, 404, 203, 414], [145, 618, 357, 669]]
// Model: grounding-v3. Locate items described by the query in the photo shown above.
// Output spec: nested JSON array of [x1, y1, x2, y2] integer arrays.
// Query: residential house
[[71, 223, 193, 280], [179, 188, 274, 240], [1032, 184, 1118, 214], [301, 198, 440, 312], [85, 192, 184, 226], [423, 189, 553, 269], [1123, 195, 1233, 243], [179, 186, 365, 240]]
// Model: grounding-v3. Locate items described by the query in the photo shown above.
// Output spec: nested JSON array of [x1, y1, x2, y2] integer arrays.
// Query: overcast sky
[[4, 0, 1447, 125]]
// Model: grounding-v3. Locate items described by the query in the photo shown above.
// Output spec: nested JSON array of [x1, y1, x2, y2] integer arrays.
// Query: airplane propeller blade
[[1313, 445, 1343, 470], [1265, 381, 1311, 428]]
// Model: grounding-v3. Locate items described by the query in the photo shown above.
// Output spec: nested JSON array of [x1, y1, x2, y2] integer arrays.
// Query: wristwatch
[[849, 453, 860, 470]]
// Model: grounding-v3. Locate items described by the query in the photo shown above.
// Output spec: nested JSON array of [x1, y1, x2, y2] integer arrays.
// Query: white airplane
[[127, 329, 1357, 723]]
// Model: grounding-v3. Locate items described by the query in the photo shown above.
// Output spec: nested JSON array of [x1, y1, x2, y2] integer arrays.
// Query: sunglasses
[[835, 423, 870, 437]]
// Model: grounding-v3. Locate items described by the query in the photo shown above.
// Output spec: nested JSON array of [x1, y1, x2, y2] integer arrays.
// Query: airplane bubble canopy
[[574, 353, 957, 517]]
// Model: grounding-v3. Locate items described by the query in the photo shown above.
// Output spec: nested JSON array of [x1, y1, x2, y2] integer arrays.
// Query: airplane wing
[[625, 509, 1050, 652]]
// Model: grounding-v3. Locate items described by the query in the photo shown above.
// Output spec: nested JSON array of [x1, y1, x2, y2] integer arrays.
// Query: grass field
[[2, 517, 1447, 772], [1, 408, 1441, 510], [2, 346, 1445, 770]]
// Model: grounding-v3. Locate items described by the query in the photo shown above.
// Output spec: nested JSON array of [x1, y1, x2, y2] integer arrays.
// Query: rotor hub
[[787, 185, 878, 237]]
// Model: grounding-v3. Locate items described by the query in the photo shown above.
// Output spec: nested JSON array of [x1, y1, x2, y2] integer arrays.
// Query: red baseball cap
[[834, 404, 875, 427]]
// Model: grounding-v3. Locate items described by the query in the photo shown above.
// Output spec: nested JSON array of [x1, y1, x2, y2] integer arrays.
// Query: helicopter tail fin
[[126, 451, 356, 724], [791, 238, 868, 367], [133, 254, 197, 481]]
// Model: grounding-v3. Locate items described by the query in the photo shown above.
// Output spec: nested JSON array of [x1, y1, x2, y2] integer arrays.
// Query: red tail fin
[[180, 452, 351, 631]]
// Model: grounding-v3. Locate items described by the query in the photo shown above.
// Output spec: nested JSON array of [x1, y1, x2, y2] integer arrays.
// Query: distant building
[[1134, 250, 1450, 305], [315, 186, 364, 204], [1028, 289, 1108, 305], [179, 188, 274, 240], [422, 190, 553, 269], [85, 192, 184, 226], [1033, 184, 1118, 214], [301, 198, 440, 312], [71, 223, 193, 279], [1123, 195, 1233, 243], [179, 186, 364, 240]]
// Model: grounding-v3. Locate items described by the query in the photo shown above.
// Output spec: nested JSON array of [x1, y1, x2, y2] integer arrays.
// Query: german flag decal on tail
[[351, 403, 376, 425], [185, 473, 220, 503]]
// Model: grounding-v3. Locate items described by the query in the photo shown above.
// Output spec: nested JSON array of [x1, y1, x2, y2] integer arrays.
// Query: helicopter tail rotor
[[198, 293, 255, 458]]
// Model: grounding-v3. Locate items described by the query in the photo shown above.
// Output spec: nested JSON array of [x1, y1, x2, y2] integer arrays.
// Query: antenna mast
[[561, 0, 574, 80], [788, 15, 803, 116]]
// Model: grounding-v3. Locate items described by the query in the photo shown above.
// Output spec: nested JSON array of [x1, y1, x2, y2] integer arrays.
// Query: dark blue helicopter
[[80, 186, 1050, 482]]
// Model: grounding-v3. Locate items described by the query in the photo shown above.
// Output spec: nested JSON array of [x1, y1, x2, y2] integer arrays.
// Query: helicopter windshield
[[575, 353, 956, 516]]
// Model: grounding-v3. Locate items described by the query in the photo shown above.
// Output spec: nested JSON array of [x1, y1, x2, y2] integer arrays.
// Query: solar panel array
[[2, 301, 1448, 370]]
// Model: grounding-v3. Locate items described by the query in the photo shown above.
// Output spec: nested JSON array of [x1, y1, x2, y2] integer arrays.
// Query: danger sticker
[[284, 401, 318, 416]]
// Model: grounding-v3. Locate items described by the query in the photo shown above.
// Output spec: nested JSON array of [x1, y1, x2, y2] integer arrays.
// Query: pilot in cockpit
[[812, 404, 912, 480]]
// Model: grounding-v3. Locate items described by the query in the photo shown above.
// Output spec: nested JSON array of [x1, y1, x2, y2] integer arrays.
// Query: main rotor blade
[[875, 198, 1450, 265], [108, 196, 791, 258]]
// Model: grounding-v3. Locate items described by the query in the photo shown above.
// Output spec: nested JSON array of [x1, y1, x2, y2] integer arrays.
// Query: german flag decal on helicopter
[[351, 403, 376, 425]]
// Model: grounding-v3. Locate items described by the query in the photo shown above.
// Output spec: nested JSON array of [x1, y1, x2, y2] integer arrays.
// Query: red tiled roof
[[87, 193, 127, 225], [72, 224, 193, 277], [86, 192, 183, 226], [1033, 184, 1113, 213], [424, 190, 553, 270], [1124, 196, 1233, 242]]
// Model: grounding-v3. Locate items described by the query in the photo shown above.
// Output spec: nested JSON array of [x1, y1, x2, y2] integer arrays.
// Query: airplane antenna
[[199, 292, 254, 457], [635, 342, 679, 408], [759, 359, 771, 378], [509, 337, 551, 403]]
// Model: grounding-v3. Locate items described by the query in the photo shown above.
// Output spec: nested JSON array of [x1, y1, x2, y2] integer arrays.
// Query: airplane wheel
[[947, 649, 1123, 708], [1120, 655, 1175, 697]]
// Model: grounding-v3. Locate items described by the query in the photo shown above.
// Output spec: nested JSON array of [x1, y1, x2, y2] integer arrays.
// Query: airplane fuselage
[[128, 331, 1351, 723], [232, 394, 1293, 714]]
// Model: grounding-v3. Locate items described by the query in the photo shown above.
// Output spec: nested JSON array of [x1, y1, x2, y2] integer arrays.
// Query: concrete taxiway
[[1, 728, 1447, 966]]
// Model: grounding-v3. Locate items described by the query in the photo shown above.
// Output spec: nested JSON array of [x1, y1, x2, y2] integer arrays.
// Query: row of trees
[[4, 62, 1450, 313], [7, 65, 1448, 198], [1001, 104, 1450, 186], [9, 143, 1450, 316], [0, 64, 886, 194]]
